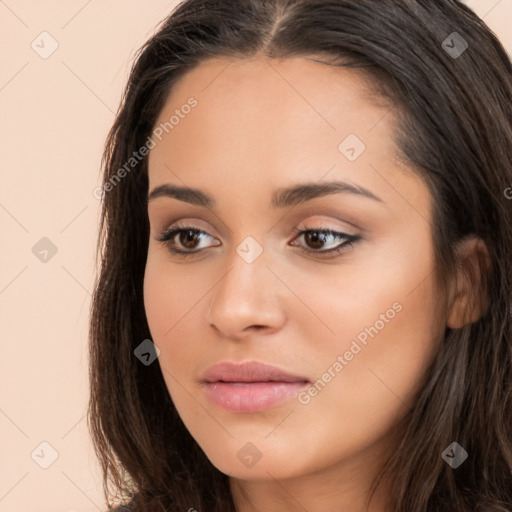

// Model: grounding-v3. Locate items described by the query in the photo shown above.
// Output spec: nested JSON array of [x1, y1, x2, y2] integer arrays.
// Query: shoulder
[[107, 504, 134, 512], [106, 494, 138, 512]]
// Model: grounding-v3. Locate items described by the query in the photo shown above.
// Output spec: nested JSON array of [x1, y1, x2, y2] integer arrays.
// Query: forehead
[[147, 55, 414, 209], [150, 55, 391, 153]]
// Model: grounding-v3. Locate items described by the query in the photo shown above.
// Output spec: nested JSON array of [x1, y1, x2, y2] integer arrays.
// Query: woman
[[88, 0, 512, 511]]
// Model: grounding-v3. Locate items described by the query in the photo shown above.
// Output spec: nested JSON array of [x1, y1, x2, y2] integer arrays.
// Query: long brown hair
[[88, 1, 512, 510]]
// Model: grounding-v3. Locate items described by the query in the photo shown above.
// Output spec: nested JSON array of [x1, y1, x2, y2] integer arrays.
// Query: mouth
[[201, 361, 310, 413]]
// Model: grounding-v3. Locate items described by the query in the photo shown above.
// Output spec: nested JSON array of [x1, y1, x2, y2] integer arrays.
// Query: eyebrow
[[147, 181, 384, 209]]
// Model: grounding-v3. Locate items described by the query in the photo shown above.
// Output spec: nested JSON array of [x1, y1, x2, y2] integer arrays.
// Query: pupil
[[307, 231, 325, 249], [181, 230, 198, 248]]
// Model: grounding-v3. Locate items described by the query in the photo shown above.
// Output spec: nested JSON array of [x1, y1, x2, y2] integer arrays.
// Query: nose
[[206, 244, 287, 340]]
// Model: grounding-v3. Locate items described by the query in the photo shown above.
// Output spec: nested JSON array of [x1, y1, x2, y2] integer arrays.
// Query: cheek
[[143, 262, 219, 452], [295, 241, 443, 445], [143, 255, 212, 377], [143, 262, 174, 346], [143, 252, 203, 340], [287, 231, 439, 362], [295, 297, 442, 472]]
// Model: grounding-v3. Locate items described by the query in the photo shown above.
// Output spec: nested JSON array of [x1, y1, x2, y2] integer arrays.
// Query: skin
[[143, 55, 486, 512]]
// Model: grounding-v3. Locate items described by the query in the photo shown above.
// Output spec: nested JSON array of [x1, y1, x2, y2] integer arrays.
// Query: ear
[[446, 235, 492, 329]]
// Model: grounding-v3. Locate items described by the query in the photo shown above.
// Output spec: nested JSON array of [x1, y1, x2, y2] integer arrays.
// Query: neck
[[229, 441, 393, 512]]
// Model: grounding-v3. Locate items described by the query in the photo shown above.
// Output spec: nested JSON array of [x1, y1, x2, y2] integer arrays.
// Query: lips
[[201, 361, 310, 413], [202, 360, 309, 384]]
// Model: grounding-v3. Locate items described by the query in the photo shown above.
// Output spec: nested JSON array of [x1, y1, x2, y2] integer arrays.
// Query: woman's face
[[144, 55, 447, 482]]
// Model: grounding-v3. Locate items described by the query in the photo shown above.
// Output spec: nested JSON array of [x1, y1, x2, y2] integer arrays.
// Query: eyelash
[[156, 222, 360, 260]]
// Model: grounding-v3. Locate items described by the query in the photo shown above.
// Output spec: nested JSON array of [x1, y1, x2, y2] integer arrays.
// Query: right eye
[[156, 223, 219, 257]]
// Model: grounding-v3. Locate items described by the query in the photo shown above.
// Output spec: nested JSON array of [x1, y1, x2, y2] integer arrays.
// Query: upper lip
[[202, 361, 309, 383]]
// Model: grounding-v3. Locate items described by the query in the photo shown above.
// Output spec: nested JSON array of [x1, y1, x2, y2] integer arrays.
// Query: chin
[[200, 440, 312, 481]]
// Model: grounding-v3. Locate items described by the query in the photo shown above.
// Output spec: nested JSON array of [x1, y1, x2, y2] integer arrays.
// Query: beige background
[[0, 1, 510, 511]]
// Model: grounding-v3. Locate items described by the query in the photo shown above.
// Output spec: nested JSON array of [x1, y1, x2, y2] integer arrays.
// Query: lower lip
[[204, 381, 308, 413]]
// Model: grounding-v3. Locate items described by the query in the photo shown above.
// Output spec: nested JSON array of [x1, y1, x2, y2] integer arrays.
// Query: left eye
[[290, 228, 359, 255], [156, 225, 360, 258]]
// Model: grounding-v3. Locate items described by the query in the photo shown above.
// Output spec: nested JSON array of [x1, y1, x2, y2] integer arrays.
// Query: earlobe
[[446, 236, 491, 329]]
